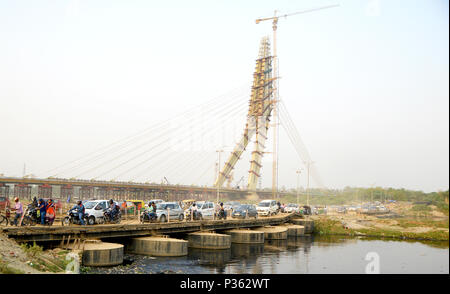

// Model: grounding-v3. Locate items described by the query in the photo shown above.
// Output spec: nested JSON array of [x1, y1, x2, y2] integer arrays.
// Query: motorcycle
[[140, 211, 158, 223], [185, 209, 202, 221], [61, 209, 90, 226], [22, 206, 41, 226], [102, 208, 121, 224], [215, 209, 227, 220]]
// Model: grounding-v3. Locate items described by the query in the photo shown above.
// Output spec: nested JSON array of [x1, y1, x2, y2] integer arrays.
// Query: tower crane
[[255, 4, 339, 200]]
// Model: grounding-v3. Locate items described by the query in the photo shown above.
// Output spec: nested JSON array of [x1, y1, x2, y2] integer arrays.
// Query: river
[[85, 235, 449, 274]]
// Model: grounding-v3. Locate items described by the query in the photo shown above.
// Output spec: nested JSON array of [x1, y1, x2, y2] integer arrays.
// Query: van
[[256, 199, 278, 216]]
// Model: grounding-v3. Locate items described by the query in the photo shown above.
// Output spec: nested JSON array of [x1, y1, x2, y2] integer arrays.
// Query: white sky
[[0, 0, 448, 192]]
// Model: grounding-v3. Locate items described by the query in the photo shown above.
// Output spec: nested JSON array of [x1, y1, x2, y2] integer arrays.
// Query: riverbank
[[312, 215, 449, 242], [0, 232, 71, 274]]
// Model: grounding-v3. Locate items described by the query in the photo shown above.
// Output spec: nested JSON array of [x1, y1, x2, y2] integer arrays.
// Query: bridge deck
[[1, 214, 297, 242]]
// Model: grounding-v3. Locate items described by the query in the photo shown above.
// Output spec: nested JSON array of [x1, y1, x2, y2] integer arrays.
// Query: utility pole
[[216, 149, 224, 203], [304, 161, 314, 207], [296, 169, 302, 205]]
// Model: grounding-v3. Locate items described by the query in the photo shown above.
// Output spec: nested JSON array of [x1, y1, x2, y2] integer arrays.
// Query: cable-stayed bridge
[[0, 37, 322, 203]]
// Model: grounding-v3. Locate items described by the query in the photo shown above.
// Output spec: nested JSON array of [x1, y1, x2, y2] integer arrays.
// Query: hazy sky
[[0, 0, 448, 192]]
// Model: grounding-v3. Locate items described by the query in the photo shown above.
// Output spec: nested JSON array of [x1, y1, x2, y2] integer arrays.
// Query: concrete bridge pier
[[282, 224, 305, 237], [67, 240, 124, 267], [289, 219, 314, 234], [252, 226, 288, 240], [223, 228, 264, 244], [126, 236, 188, 257], [187, 231, 231, 249]]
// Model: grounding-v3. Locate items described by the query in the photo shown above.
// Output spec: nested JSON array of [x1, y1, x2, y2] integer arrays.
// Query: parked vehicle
[[256, 200, 278, 216], [156, 202, 184, 222], [0, 196, 10, 211], [284, 203, 299, 213], [301, 205, 312, 215], [194, 201, 216, 220], [83, 200, 110, 225], [223, 201, 240, 211], [126, 199, 145, 211], [61, 209, 90, 226], [337, 206, 347, 214], [231, 204, 258, 219]]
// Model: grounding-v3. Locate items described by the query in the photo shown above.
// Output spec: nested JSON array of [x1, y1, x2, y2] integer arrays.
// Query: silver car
[[156, 202, 184, 222]]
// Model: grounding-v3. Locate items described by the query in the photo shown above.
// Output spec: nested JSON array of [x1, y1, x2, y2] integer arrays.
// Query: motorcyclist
[[31, 197, 38, 208], [37, 198, 47, 225], [190, 203, 198, 220], [108, 199, 120, 221], [147, 201, 157, 220], [218, 202, 226, 219], [70, 200, 85, 225]]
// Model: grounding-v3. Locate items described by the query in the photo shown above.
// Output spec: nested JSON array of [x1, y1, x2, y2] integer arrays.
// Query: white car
[[256, 199, 278, 216], [284, 203, 299, 213], [83, 199, 113, 225], [187, 201, 216, 220]]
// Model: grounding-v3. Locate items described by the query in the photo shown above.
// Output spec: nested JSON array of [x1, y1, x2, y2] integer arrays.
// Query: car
[[337, 207, 347, 214], [284, 203, 299, 213], [0, 196, 10, 210], [256, 199, 278, 216], [231, 204, 258, 219], [149, 199, 164, 205], [224, 201, 240, 211], [155, 202, 184, 222], [83, 199, 111, 225], [187, 201, 216, 220]]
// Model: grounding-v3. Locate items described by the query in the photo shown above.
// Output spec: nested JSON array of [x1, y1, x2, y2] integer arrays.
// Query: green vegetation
[[411, 204, 432, 212], [313, 217, 449, 241], [396, 218, 449, 229], [278, 188, 449, 207], [20, 242, 43, 258], [19, 243, 71, 273], [0, 259, 25, 274]]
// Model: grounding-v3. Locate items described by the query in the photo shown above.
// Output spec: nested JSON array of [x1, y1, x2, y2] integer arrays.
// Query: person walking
[[12, 197, 23, 226]]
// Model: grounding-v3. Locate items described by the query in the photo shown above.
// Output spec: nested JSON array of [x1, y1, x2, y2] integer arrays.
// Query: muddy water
[[85, 235, 449, 274]]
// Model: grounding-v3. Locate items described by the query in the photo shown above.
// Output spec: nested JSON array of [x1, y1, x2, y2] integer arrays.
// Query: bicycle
[[0, 208, 11, 226]]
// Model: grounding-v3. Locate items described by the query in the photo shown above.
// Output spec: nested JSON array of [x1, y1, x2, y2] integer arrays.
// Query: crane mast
[[214, 4, 338, 199]]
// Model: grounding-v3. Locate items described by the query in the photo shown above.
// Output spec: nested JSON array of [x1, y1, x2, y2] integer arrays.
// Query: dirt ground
[[316, 202, 449, 235], [0, 232, 43, 273]]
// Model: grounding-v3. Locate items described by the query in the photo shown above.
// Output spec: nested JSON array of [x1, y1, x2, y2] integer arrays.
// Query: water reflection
[[188, 248, 231, 273], [87, 234, 449, 274]]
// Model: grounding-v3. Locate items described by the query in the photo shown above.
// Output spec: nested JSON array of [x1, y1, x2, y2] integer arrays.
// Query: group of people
[[143, 201, 157, 219], [10, 197, 56, 226], [68, 199, 120, 225]]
